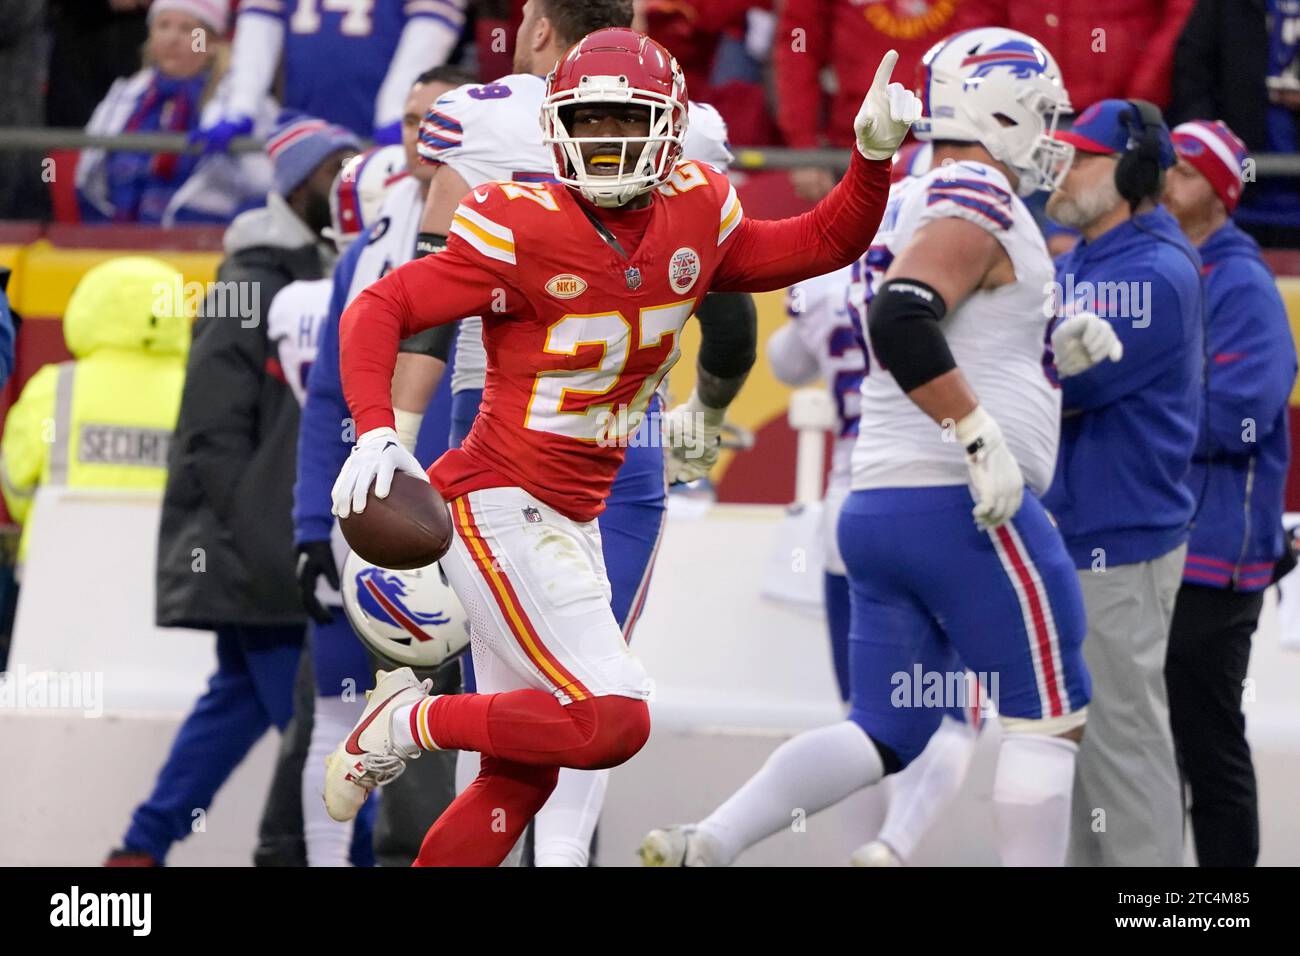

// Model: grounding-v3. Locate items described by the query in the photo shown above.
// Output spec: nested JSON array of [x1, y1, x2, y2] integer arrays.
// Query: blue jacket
[[1182, 221, 1296, 590], [1043, 207, 1204, 569], [293, 230, 455, 545], [0, 288, 14, 389]]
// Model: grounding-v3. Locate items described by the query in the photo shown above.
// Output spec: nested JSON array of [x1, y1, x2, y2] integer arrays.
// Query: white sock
[[877, 715, 979, 862], [533, 768, 609, 867], [993, 733, 1078, 866], [304, 694, 366, 867], [699, 721, 885, 865], [390, 698, 441, 756]]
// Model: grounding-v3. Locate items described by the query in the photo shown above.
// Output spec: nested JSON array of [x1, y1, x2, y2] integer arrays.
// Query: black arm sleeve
[[399, 320, 458, 360], [866, 278, 953, 393], [695, 291, 757, 380], [403, 232, 455, 358]]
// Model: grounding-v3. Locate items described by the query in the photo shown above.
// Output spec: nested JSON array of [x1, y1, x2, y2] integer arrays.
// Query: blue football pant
[[123, 624, 304, 861], [839, 486, 1089, 767]]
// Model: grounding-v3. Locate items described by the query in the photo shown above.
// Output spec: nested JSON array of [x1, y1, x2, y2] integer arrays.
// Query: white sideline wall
[[1, 493, 1297, 866]]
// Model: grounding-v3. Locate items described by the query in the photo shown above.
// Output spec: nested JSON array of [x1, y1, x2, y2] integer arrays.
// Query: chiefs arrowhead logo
[[545, 274, 588, 299]]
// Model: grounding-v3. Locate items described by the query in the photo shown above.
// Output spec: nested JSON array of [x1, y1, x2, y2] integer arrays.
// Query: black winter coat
[[156, 198, 327, 629]]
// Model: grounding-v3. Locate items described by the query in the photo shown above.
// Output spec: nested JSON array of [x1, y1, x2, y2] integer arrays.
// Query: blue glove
[[189, 115, 254, 155], [372, 121, 402, 146]]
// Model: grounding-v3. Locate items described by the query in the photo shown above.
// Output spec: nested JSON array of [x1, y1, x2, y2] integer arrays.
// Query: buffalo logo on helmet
[[355, 567, 449, 645], [960, 39, 1050, 83], [668, 247, 701, 294], [341, 553, 469, 669]]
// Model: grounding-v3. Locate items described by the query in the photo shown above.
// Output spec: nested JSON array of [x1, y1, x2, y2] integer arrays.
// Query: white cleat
[[850, 840, 903, 867], [324, 668, 432, 822], [638, 825, 724, 867]]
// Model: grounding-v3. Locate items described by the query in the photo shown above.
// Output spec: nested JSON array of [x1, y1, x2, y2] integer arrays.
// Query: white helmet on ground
[[341, 550, 469, 670], [326, 144, 406, 252], [914, 28, 1073, 196]]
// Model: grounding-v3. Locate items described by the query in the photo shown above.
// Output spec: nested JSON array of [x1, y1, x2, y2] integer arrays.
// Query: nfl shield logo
[[624, 266, 642, 290], [522, 507, 542, 523]]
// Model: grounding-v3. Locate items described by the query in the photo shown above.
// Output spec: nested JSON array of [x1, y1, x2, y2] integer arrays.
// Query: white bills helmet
[[914, 28, 1073, 196], [341, 550, 469, 670], [326, 144, 406, 252]]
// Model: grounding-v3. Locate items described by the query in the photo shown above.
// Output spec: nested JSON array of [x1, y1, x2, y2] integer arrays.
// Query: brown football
[[339, 472, 453, 570]]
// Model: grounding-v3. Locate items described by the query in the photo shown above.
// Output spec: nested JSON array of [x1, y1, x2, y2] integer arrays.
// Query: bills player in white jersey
[[643, 28, 1125, 868], [765, 143, 984, 868], [382, 0, 755, 868]]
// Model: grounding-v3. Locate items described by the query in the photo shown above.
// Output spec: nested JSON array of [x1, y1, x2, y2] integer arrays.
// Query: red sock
[[416, 691, 650, 769], [413, 756, 558, 867]]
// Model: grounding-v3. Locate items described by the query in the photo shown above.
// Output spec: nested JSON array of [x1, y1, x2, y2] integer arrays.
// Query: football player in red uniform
[[324, 27, 919, 866]]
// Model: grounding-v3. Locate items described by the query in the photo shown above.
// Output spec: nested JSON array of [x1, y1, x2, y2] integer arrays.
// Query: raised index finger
[[871, 50, 900, 93]]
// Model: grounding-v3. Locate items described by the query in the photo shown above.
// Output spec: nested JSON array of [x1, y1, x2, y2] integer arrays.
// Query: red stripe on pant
[[994, 525, 1064, 718]]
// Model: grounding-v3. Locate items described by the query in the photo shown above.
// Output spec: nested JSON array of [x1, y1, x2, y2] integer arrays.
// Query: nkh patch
[[669, 246, 700, 293], [546, 273, 588, 299]]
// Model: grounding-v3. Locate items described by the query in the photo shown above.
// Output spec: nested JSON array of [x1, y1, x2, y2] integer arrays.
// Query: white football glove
[[1051, 311, 1124, 378], [331, 426, 428, 519], [661, 391, 727, 485], [853, 50, 923, 161], [955, 406, 1024, 531]]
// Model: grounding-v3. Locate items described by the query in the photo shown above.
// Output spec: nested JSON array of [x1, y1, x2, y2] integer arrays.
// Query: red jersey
[[341, 151, 892, 522], [776, 0, 967, 149]]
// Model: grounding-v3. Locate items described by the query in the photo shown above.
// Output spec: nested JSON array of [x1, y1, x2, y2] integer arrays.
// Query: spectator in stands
[[951, 2, 1196, 114], [1172, 0, 1300, 247], [106, 116, 358, 867], [0, 0, 51, 220], [775, 0, 964, 200], [76, 0, 278, 226], [0, 257, 189, 566], [1162, 119, 1296, 867], [641, 0, 779, 148], [47, 0, 151, 129], [1042, 100, 1203, 866], [194, 0, 468, 148]]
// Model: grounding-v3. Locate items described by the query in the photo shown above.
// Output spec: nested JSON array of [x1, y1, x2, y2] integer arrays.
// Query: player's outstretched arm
[[711, 51, 920, 293]]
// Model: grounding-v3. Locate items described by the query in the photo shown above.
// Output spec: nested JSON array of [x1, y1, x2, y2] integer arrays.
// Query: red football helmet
[[542, 28, 689, 207]]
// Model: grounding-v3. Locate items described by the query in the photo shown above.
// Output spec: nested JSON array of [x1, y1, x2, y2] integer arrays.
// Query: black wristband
[[867, 278, 954, 393], [414, 232, 448, 260]]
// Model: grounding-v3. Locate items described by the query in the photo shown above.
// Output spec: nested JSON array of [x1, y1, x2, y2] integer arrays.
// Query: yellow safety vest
[[1, 348, 185, 560]]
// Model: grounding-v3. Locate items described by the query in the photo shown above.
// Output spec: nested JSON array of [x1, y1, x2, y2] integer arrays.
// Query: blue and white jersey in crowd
[[417, 74, 735, 395], [232, 0, 467, 136], [850, 161, 1060, 496], [770, 264, 867, 485], [267, 277, 332, 406]]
